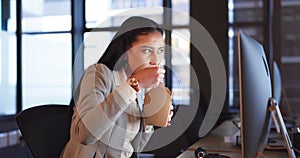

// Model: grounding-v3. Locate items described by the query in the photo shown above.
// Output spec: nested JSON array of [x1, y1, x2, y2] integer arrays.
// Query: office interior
[[0, 0, 299, 157]]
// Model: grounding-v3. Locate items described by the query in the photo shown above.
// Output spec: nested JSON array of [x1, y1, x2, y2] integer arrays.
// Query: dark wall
[[188, 0, 229, 143], [190, 0, 229, 113]]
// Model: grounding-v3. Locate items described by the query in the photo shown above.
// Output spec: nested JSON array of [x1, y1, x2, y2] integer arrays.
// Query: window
[[228, 0, 265, 107], [22, 0, 71, 32], [85, 0, 164, 28], [0, 0, 72, 115], [21, 0, 72, 110], [171, 29, 190, 105], [280, 0, 300, 114], [22, 34, 72, 109], [229, 0, 300, 114], [0, 0, 190, 116], [0, 0, 17, 115]]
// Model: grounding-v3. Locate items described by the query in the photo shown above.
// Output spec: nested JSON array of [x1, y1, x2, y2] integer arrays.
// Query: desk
[[177, 120, 293, 158]]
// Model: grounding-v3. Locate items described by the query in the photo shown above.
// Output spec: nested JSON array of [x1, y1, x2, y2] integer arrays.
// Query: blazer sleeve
[[73, 64, 137, 144]]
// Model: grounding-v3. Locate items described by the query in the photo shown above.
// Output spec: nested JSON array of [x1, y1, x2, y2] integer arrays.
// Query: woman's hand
[[165, 86, 173, 126], [167, 104, 174, 126], [131, 64, 165, 89]]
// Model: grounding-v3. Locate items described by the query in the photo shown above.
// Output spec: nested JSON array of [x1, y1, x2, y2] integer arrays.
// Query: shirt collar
[[113, 68, 128, 86]]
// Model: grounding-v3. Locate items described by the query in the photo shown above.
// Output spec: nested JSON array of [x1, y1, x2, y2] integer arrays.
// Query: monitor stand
[[271, 110, 280, 133], [268, 97, 296, 158]]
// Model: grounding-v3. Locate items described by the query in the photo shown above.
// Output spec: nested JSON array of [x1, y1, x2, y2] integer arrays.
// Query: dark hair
[[97, 16, 164, 70]]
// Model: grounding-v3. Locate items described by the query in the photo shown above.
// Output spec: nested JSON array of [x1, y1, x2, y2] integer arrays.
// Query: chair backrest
[[16, 104, 72, 158]]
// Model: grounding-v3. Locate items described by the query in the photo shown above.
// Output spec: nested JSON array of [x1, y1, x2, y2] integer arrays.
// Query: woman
[[60, 16, 174, 158]]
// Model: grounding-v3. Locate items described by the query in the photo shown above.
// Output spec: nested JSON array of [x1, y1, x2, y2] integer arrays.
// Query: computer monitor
[[238, 30, 273, 158], [271, 61, 282, 132], [238, 30, 296, 158]]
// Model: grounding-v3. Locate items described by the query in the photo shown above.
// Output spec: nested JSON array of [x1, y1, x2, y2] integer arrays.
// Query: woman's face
[[126, 31, 164, 72]]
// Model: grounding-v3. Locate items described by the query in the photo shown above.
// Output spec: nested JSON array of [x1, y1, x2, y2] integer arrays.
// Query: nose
[[149, 53, 159, 65]]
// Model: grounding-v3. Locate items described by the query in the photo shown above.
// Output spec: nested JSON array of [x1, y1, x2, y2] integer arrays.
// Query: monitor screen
[[273, 61, 282, 103], [238, 30, 272, 158]]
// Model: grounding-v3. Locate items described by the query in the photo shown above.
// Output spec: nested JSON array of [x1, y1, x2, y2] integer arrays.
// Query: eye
[[157, 48, 165, 54], [143, 49, 152, 54]]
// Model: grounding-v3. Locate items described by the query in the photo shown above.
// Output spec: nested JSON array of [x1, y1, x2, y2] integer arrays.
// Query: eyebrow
[[139, 46, 164, 49]]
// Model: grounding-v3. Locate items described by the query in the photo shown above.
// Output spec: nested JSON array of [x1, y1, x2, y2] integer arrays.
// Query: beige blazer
[[60, 64, 153, 158]]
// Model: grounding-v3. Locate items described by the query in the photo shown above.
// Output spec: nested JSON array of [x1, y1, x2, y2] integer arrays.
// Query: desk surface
[[177, 120, 294, 158]]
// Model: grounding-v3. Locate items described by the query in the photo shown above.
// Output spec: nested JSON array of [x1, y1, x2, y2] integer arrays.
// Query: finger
[[170, 104, 174, 111], [167, 121, 171, 126], [169, 110, 174, 118], [158, 68, 166, 74], [152, 82, 160, 88], [165, 87, 171, 95], [158, 74, 165, 80]]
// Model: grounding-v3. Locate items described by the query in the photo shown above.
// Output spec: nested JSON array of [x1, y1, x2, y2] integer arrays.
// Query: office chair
[[16, 104, 72, 158]]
